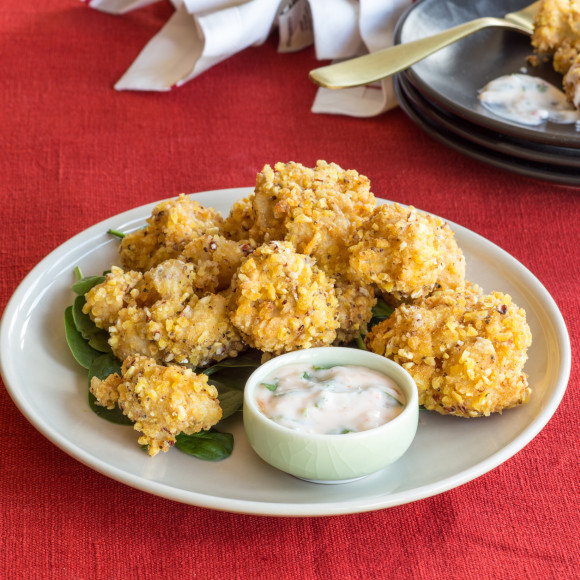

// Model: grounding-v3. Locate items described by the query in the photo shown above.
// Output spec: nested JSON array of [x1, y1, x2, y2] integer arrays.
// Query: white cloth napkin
[[85, 0, 411, 117]]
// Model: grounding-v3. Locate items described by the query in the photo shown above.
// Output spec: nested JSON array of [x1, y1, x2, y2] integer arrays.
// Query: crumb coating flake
[[365, 289, 532, 417], [118, 194, 224, 271], [180, 234, 255, 293], [84, 261, 245, 367], [90, 355, 222, 456], [350, 204, 465, 301], [332, 274, 377, 345], [221, 195, 255, 241], [249, 160, 376, 275], [532, 0, 580, 104], [230, 241, 339, 354]]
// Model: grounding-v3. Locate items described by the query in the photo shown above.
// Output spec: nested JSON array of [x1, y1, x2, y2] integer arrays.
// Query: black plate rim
[[394, 75, 580, 187], [398, 73, 580, 168], [394, 0, 580, 149]]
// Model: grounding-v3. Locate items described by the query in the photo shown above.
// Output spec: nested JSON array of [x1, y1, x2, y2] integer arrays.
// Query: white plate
[[0, 188, 571, 516]]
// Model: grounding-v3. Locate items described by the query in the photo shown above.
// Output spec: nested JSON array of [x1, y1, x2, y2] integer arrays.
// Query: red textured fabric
[[1, 2, 578, 579]]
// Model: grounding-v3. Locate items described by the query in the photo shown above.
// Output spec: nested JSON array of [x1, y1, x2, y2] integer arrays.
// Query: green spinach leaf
[[64, 306, 101, 369], [87, 353, 132, 425], [72, 295, 111, 354], [175, 429, 234, 461], [71, 275, 106, 296]]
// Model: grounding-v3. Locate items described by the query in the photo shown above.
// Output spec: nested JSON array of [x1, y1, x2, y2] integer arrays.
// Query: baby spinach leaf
[[201, 349, 262, 395], [355, 334, 367, 351], [203, 349, 262, 376], [87, 353, 132, 425], [71, 275, 106, 296], [72, 295, 112, 354], [217, 390, 244, 421], [202, 349, 262, 377], [371, 298, 395, 322], [175, 429, 234, 461], [89, 352, 122, 381], [64, 306, 101, 369]]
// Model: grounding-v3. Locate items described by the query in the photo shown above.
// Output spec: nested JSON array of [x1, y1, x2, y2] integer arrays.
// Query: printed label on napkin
[[278, 0, 314, 54]]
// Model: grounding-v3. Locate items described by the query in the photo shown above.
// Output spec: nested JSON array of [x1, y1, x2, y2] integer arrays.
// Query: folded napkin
[[85, 0, 411, 117]]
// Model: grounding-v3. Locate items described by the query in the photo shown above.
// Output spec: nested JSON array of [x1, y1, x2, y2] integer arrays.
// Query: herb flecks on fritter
[[332, 274, 377, 345], [119, 194, 224, 272], [180, 234, 255, 294], [84, 260, 246, 367], [365, 288, 532, 418], [229, 241, 339, 355], [247, 160, 376, 276], [82, 160, 531, 427], [349, 204, 465, 304], [90, 355, 222, 456]]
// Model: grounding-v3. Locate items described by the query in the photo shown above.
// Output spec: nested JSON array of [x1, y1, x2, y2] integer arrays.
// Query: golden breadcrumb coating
[[83, 267, 143, 329], [90, 355, 222, 456], [366, 288, 532, 417], [532, 0, 580, 106], [332, 274, 377, 345], [248, 161, 376, 275], [229, 241, 339, 354], [80, 163, 532, 426], [350, 204, 464, 303], [434, 219, 466, 292], [180, 234, 255, 293], [85, 260, 245, 367], [221, 194, 255, 241], [118, 194, 224, 271]]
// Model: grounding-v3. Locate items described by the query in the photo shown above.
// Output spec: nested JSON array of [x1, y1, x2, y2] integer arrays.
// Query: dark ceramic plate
[[395, 0, 580, 148], [398, 73, 580, 168], [394, 75, 580, 186]]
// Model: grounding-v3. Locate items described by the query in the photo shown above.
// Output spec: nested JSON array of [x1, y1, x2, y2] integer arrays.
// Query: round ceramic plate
[[0, 189, 571, 516], [398, 72, 580, 169], [395, 0, 580, 148], [395, 75, 580, 186]]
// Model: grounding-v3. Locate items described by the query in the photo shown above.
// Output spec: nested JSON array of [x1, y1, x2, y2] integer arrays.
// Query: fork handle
[[309, 17, 528, 89]]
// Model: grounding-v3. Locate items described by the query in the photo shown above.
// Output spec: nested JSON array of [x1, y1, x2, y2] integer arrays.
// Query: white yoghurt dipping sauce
[[479, 73, 580, 126], [255, 363, 405, 435]]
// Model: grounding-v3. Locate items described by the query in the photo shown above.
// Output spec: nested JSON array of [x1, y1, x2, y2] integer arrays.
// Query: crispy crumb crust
[[349, 204, 465, 302], [365, 288, 532, 417], [248, 160, 376, 275], [90, 355, 222, 456], [84, 261, 246, 367], [229, 241, 339, 354], [83, 161, 532, 427], [532, 0, 580, 105], [118, 194, 224, 271]]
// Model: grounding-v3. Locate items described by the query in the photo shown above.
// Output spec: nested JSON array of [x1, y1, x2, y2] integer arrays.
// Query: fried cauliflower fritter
[[180, 234, 255, 294], [221, 194, 255, 241], [81, 162, 532, 429], [83, 267, 143, 329], [90, 355, 222, 456], [229, 241, 339, 355], [349, 204, 465, 303], [532, 0, 580, 106], [84, 260, 245, 368], [248, 161, 376, 275], [365, 288, 532, 417], [118, 194, 224, 271], [332, 274, 377, 345]]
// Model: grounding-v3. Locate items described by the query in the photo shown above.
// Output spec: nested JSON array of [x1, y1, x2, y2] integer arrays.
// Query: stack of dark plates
[[393, 0, 580, 186]]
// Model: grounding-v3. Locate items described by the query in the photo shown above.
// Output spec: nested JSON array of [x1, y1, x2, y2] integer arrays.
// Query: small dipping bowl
[[243, 347, 419, 483]]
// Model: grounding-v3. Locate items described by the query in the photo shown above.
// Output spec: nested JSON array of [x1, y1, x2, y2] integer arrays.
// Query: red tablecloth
[[1, 2, 578, 578]]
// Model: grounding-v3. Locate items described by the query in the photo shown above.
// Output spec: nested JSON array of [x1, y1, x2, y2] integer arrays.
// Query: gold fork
[[309, 1, 541, 89]]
